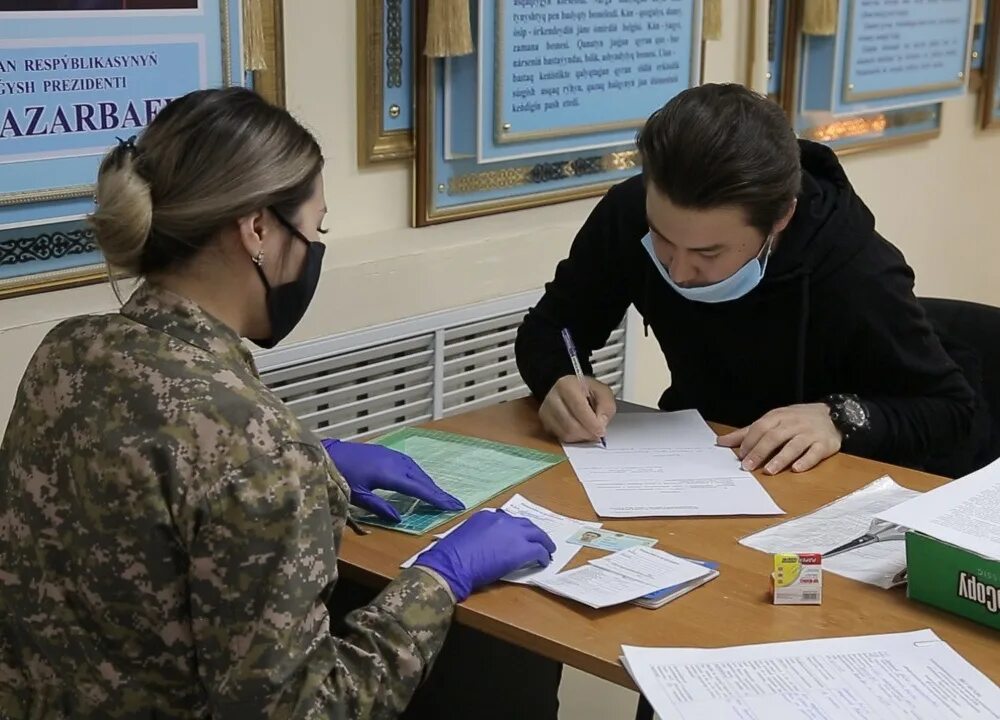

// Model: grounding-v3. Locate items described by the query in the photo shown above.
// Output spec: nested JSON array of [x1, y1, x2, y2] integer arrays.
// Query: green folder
[[356, 427, 565, 535]]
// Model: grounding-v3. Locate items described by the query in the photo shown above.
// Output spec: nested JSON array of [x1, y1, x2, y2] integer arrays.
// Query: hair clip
[[115, 135, 139, 156]]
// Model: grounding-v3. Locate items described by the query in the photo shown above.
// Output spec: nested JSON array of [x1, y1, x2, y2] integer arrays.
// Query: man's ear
[[772, 198, 798, 236]]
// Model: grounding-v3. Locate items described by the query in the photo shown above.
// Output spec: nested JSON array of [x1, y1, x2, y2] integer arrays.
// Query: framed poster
[[796, 0, 972, 117], [415, 0, 704, 226], [357, 0, 415, 165], [775, 0, 945, 155], [0, 0, 284, 299]]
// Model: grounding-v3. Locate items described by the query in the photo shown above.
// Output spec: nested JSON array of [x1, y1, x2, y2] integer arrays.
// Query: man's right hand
[[539, 375, 617, 443]]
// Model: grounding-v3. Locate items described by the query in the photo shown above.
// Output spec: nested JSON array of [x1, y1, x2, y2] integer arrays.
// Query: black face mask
[[248, 209, 326, 349]]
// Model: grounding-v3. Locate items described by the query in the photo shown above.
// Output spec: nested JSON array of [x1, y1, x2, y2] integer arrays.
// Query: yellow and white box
[[771, 552, 823, 605]]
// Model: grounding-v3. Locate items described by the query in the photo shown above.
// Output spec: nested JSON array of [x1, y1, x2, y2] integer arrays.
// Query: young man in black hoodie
[[516, 83, 981, 477]]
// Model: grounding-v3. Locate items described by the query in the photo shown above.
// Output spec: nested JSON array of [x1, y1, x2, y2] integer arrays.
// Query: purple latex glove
[[414, 510, 557, 602], [322, 439, 464, 522]]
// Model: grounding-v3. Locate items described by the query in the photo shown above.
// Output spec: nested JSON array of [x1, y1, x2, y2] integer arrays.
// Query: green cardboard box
[[905, 531, 1000, 631]]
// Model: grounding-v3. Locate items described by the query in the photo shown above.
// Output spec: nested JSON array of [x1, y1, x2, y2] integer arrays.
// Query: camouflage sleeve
[[190, 442, 455, 719], [0, 620, 26, 719]]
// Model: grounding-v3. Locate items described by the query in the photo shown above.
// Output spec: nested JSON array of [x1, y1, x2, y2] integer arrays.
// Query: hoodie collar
[[765, 140, 875, 283]]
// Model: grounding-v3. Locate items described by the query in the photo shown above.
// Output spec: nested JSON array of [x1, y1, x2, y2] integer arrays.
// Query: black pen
[[561, 328, 607, 448]]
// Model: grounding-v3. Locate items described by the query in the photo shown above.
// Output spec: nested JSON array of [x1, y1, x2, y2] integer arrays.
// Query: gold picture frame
[[357, 0, 414, 165], [980, 0, 1000, 129], [775, 0, 941, 157], [0, 0, 286, 300], [413, 1, 707, 227], [254, 0, 286, 108]]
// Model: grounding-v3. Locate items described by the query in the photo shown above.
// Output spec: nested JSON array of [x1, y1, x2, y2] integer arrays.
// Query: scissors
[[824, 518, 907, 558]]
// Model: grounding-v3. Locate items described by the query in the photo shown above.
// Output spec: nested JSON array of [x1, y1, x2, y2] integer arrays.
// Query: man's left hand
[[717, 404, 842, 475]]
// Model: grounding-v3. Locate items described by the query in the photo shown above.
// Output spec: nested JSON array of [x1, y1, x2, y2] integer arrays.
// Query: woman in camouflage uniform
[[0, 88, 556, 719]]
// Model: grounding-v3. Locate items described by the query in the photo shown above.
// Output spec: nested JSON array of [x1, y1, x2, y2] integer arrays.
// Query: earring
[[253, 248, 264, 266]]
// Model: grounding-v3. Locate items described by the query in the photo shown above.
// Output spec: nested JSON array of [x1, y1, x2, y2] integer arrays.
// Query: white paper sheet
[[589, 546, 709, 585], [877, 456, 1000, 561], [622, 629, 1000, 720], [535, 546, 712, 609], [564, 411, 783, 518], [740, 475, 920, 588], [498, 494, 601, 535], [494, 495, 601, 584], [399, 495, 600, 585], [533, 565, 660, 609]]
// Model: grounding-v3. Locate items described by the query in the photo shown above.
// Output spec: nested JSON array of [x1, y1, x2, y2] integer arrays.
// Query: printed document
[[622, 629, 1000, 719], [740, 476, 920, 588], [877, 456, 1000, 560], [564, 411, 783, 517], [535, 546, 712, 609], [400, 495, 600, 585]]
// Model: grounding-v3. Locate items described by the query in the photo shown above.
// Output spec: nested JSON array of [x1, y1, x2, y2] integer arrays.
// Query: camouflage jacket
[[0, 283, 454, 719]]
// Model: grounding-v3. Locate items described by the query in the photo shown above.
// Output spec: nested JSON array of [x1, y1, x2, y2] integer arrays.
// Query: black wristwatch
[[822, 394, 870, 443]]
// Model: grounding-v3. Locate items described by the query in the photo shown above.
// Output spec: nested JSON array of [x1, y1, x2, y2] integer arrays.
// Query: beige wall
[[2, 0, 999, 438]]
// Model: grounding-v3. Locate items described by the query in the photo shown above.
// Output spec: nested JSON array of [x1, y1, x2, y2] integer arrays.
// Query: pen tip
[[600, 437, 607, 449]]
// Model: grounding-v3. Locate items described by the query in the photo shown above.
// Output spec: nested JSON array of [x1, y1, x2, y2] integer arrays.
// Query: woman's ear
[[235, 209, 267, 260]]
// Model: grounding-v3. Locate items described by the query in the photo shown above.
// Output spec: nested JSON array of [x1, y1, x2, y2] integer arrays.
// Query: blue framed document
[[800, 0, 972, 117], [0, 0, 282, 299], [484, 0, 699, 154], [416, 0, 704, 225], [775, 0, 944, 155], [358, 0, 415, 164]]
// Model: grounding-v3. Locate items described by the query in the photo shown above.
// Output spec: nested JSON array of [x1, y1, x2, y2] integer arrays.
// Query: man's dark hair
[[636, 83, 802, 236]]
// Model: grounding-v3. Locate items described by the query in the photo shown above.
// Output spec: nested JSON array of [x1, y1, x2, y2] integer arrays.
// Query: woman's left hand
[[717, 404, 842, 475], [321, 440, 465, 522]]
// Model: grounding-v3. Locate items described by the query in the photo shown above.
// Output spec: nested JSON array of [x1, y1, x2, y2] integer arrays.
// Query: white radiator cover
[[255, 291, 631, 441]]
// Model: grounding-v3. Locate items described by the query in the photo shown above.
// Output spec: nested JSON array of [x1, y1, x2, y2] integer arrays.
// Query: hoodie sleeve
[[836, 255, 976, 473], [515, 186, 633, 400]]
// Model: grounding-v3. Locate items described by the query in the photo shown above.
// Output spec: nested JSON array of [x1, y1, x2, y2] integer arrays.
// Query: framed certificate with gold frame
[[414, 0, 704, 226], [0, 0, 284, 300], [773, 0, 945, 155]]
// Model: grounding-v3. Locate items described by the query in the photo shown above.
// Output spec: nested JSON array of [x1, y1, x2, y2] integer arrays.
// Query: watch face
[[841, 398, 868, 427]]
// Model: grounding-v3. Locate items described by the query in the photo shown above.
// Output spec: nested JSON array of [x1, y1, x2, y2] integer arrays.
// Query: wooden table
[[340, 399, 999, 706]]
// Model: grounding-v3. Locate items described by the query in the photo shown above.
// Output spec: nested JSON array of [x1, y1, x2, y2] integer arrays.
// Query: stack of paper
[[633, 559, 719, 609], [877, 456, 1000, 560], [401, 495, 601, 586], [563, 410, 784, 518], [740, 475, 920, 588], [622, 629, 1000, 718], [534, 546, 714, 609]]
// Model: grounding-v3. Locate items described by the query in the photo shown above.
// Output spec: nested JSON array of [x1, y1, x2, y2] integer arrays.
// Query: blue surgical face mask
[[641, 232, 774, 304]]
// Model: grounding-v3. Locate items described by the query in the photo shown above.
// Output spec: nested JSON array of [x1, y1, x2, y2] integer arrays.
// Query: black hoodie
[[516, 140, 980, 476]]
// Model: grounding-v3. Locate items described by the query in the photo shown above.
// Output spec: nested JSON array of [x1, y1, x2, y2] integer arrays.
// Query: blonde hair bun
[[90, 145, 153, 275]]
